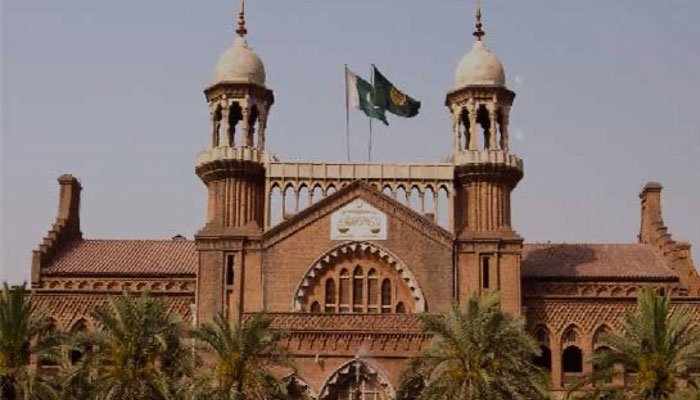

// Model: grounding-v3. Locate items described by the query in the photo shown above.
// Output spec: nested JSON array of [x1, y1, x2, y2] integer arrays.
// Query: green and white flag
[[345, 67, 388, 125]]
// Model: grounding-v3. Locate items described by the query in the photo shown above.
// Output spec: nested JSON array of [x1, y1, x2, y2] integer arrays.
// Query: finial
[[236, 0, 247, 37], [473, 1, 485, 41]]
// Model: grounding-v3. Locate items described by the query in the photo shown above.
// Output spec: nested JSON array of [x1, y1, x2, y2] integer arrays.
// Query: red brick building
[[29, 4, 700, 398]]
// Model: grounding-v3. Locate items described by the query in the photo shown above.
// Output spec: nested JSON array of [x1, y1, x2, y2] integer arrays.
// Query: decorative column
[[241, 104, 251, 147], [221, 103, 232, 147], [210, 105, 219, 147], [500, 106, 510, 151], [551, 340, 563, 389], [258, 110, 267, 151], [467, 101, 478, 150], [433, 190, 439, 217], [488, 105, 498, 150], [452, 106, 462, 152]]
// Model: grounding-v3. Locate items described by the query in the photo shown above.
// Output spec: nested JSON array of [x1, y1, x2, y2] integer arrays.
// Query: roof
[[43, 239, 197, 277], [521, 243, 677, 281]]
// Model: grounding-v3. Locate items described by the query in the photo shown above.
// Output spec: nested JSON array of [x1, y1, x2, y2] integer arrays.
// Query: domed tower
[[195, 1, 271, 324], [448, 5, 524, 314]]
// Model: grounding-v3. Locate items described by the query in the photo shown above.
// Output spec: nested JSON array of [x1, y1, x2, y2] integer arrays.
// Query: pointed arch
[[593, 324, 612, 349], [561, 323, 581, 346], [293, 241, 426, 313], [319, 358, 396, 400]]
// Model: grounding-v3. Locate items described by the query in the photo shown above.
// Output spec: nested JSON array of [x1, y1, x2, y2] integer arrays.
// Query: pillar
[[551, 339, 563, 389], [220, 104, 230, 147], [452, 106, 462, 152], [468, 102, 478, 150], [488, 105, 498, 150], [241, 105, 251, 147], [500, 107, 510, 151]]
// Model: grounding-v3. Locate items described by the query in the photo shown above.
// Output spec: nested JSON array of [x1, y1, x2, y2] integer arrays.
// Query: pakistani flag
[[345, 67, 388, 125], [372, 66, 421, 118]]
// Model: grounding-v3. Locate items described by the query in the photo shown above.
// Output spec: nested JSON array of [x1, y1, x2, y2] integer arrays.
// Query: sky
[[1, 0, 699, 284]]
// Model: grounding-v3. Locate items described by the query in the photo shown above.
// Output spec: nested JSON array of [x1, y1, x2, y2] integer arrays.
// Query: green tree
[[0, 282, 58, 400], [191, 312, 295, 400], [398, 292, 548, 400], [568, 287, 700, 400], [60, 291, 193, 400]]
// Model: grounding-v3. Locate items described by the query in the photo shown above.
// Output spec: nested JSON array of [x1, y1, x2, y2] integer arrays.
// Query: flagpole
[[368, 65, 373, 162], [344, 64, 350, 162]]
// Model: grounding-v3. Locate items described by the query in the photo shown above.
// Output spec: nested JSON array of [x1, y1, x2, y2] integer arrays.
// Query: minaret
[[447, 4, 524, 314], [195, 0, 271, 324]]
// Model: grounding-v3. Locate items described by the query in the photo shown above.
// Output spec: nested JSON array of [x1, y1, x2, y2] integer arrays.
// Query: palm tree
[[61, 290, 192, 400], [0, 282, 58, 400], [568, 287, 700, 400], [397, 291, 548, 400], [191, 312, 295, 400]]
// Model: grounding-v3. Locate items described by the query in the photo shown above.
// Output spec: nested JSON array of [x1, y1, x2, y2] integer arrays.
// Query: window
[[226, 254, 234, 287], [339, 269, 350, 313], [325, 278, 336, 313], [353, 266, 364, 312], [305, 263, 412, 315], [381, 279, 392, 313], [70, 320, 88, 365], [228, 102, 242, 147], [482, 256, 490, 289], [563, 346, 583, 373], [310, 301, 321, 313], [396, 302, 406, 313], [367, 269, 378, 313]]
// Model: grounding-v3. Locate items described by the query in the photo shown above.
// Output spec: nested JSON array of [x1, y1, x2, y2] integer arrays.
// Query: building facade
[[29, 4, 700, 398]]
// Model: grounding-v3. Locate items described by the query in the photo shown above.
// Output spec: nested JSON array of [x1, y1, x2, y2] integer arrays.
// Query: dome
[[454, 40, 505, 88], [213, 36, 266, 86]]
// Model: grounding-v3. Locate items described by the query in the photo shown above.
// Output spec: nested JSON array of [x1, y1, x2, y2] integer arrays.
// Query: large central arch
[[320, 358, 396, 400], [293, 241, 427, 313]]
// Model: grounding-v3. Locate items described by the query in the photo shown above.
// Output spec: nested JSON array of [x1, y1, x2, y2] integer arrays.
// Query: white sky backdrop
[[2, 0, 699, 283]]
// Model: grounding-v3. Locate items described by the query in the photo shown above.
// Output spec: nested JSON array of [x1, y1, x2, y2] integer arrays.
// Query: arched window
[[310, 301, 321, 313], [353, 266, 364, 312], [248, 105, 259, 146], [533, 328, 551, 371], [593, 326, 611, 350], [325, 278, 336, 313], [460, 108, 471, 150], [213, 105, 223, 147], [562, 346, 583, 373], [70, 319, 88, 365], [563, 325, 578, 345], [476, 104, 491, 150], [396, 302, 406, 313], [381, 279, 392, 314], [339, 269, 350, 313], [367, 269, 378, 313], [40, 319, 60, 367], [228, 102, 242, 147]]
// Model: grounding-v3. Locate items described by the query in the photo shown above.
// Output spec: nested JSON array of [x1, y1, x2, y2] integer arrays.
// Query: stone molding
[[203, 81, 274, 105], [523, 281, 682, 298], [525, 298, 700, 337], [195, 146, 267, 170], [263, 181, 454, 248], [195, 150, 267, 175], [35, 277, 195, 295], [260, 312, 424, 334], [452, 149, 523, 171], [445, 84, 515, 106], [32, 293, 194, 332]]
